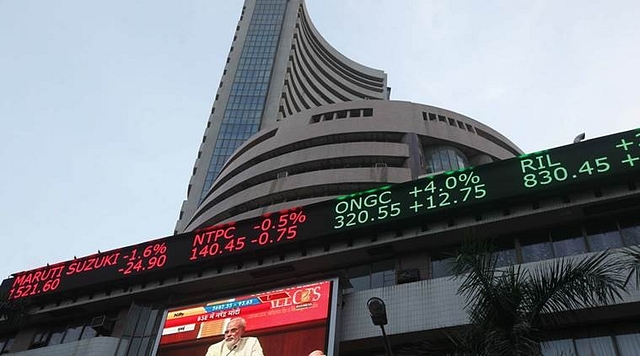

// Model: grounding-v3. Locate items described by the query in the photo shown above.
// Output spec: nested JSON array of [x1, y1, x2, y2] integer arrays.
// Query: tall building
[[176, 0, 391, 233], [175, 0, 518, 233], [2, 1, 640, 355]]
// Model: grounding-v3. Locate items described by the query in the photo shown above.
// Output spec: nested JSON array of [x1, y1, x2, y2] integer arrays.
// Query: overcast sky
[[1, 0, 639, 279]]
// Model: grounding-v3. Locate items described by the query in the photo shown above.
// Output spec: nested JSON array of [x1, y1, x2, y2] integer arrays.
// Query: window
[[29, 318, 108, 349], [585, 219, 623, 251], [619, 214, 640, 247], [346, 260, 395, 292], [543, 333, 640, 356], [616, 333, 640, 355], [575, 336, 617, 355], [424, 146, 469, 174], [0, 336, 14, 354], [551, 225, 586, 257], [495, 247, 516, 267], [431, 256, 454, 279], [520, 231, 554, 263], [115, 304, 164, 356]]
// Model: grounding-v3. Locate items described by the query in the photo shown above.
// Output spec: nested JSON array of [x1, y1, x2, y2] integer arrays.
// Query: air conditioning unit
[[90, 315, 114, 335], [276, 171, 289, 179], [396, 268, 420, 284]]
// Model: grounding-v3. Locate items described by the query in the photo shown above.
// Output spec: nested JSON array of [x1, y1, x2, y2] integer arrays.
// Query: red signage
[[157, 280, 334, 356]]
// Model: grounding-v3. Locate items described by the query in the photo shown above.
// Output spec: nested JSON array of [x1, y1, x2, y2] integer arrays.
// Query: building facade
[[175, 0, 390, 233], [2, 1, 640, 355]]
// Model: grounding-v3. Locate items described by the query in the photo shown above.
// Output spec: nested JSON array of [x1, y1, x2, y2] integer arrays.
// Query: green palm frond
[[449, 241, 628, 356]]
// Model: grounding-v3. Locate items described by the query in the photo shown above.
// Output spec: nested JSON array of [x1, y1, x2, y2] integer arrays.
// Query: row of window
[[420, 110, 521, 156], [237, 61, 272, 70], [25, 304, 162, 354], [542, 333, 640, 356], [344, 215, 640, 292], [200, 0, 288, 200], [238, 58, 274, 67], [227, 94, 267, 105], [222, 109, 262, 120], [116, 304, 164, 356], [347, 260, 396, 291], [423, 111, 475, 132], [30, 319, 100, 349], [310, 108, 373, 123], [228, 89, 269, 98], [244, 34, 279, 42], [431, 216, 640, 278], [244, 24, 281, 32], [230, 82, 269, 93]]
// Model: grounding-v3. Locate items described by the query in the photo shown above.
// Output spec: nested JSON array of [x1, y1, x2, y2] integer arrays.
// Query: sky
[[1, 0, 639, 279]]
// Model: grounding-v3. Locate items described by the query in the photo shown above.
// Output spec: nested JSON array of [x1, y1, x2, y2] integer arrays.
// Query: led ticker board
[[5, 128, 640, 301], [7, 208, 311, 300], [330, 127, 640, 232]]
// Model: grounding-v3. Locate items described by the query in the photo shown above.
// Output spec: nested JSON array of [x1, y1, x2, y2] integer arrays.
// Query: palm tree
[[445, 240, 627, 356], [622, 245, 640, 288]]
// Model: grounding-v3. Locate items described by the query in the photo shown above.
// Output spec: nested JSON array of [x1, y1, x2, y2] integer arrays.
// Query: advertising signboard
[[156, 279, 337, 356]]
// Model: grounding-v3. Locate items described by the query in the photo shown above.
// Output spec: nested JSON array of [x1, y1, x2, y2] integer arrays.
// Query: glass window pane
[[616, 333, 640, 356], [371, 271, 385, 288], [574, 336, 616, 356], [81, 326, 97, 340], [123, 305, 142, 336], [143, 309, 160, 335], [585, 219, 623, 251], [621, 225, 640, 247], [553, 237, 587, 257], [587, 231, 623, 251], [115, 336, 130, 356], [619, 214, 640, 246], [48, 330, 64, 346], [349, 275, 369, 291], [541, 339, 575, 356], [4, 338, 13, 351], [62, 325, 83, 343], [347, 264, 371, 291], [138, 336, 152, 355], [371, 259, 394, 273], [134, 307, 152, 337], [32, 331, 48, 345], [552, 225, 586, 257], [382, 270, 396, 287], [495, 248, 516, 267], [128, 337, 142, 355], [432, 257, 454, 279], [522, 241, 554, 263]]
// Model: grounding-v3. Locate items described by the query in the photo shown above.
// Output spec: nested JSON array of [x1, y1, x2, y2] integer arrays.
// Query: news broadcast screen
[[156, 279, 337, 356]]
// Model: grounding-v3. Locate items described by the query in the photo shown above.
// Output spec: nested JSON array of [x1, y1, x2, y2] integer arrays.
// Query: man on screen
[[308, 350, 326, 356], [205, 317, 264, 356]]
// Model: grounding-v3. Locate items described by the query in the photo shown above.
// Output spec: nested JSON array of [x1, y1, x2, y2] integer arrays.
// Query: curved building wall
[[184, 100, 522, 231], [175, 0, 388, 233], [279, 3, 388, 118]]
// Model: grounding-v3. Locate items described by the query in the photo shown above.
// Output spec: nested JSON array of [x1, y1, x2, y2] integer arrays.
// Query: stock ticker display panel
[[6, 128, 640, 300]]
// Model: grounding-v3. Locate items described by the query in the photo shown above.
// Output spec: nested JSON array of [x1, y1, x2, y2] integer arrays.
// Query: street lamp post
[[367, 297, 394, 356]]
